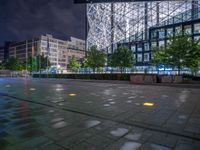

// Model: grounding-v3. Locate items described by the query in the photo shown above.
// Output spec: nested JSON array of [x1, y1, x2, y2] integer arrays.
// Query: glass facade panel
[[159, 29, 165, 39], [137, 54, 142, 62], [175, 26, 182, 35], [137, 44, 143, 52], [151, 30, 157, 39], [194, 36, 200, 42], [144, 53, 149, 62], [167, 28, 173, 38], [159, 41, 165, 48], [144, 43, 149, 51], [184, 25, 192, 34], [194, 23, 200, 34], [151, 42, 157, 49], [131, 45, 136, 52]]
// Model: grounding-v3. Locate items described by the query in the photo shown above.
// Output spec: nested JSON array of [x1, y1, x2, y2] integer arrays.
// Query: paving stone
[[1, 78, 200, 150]]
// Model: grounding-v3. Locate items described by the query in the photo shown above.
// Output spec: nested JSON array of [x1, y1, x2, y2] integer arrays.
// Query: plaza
[[0, 78, 200, 149]]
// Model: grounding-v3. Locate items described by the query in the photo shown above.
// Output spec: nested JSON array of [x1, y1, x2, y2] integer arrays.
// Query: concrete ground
[[0, 78, 200, 150]]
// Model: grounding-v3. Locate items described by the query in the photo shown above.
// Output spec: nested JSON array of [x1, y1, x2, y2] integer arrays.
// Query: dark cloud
[[0, 0, 86, 46]]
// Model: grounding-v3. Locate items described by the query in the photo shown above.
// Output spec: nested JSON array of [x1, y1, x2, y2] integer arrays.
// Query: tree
[[4, 57, 23, 71], [67, 56, 81, 71], [151, 30, 200, 75], [110, 46, 134, 73], [27, 55, 50, 72], [84, 45, 106, 71], [0, 62, 5, 70]]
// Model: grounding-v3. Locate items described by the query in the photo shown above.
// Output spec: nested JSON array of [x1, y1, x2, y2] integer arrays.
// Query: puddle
[[125, 133, 141, 140], [128, 96, 136, 99], [178, 115, 187, 120], [110, 102, 116, 104], [5, 85, 11, 88], [126, 100, 132, 103], [86, 101, 92, 104], [123, 93, 129, 95], [55, 88, 64, 91], [52, 121, 67, 129], [162, 95, 168, 98], [49, 110, 55, 113], [120, 142, 141, 150], [110, 128, 129, 137], [104, 104, 110, 107], [85, 120, 101, 128], [58, 103, 64, 106], [29, 88, 36, 91], [107, 99, 113, 101]]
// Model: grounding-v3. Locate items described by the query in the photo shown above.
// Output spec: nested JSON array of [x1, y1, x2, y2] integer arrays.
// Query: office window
[[159, 41, 165, 48], [137, 44, 143, 52], [151, 30, 157, 39], [144, 43, 149, 51], [184, 25, 192, 34], [131, 45, 136, 52], [167, 28, 173, 38], [144, 53, 149, 62], [151, 42, 157, 49], [183, 10, 192, 21], [137, 54, 142, 62], [194, 23, 200, 34], [194, 36, 200, 42], [175, 26, 182, 35], [159, 29, 165, 39]]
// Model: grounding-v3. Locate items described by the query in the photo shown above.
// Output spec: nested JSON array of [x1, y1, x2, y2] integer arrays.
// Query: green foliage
[[110, 46, 134, 72], [27, 55, 50, 72], [4, 57, 23, 71], [84, 46, 106, 70], [151, 30, 200, 75], [0, 62, 5, 70], [67, 56, 81, 71]]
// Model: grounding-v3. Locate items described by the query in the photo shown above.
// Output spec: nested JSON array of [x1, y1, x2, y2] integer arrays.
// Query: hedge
[[182, 74, 200, 81], [32, 73, 130, 81]]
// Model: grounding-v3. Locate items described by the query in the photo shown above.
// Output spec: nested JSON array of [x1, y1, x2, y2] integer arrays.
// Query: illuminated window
[[159, 41, 165, 48], [137, 44, 143, 52], [137, 54, 142, 62], [144, 43, 149, 51], [131, 45, 136, 52], [144, 53, 149, 62], [184, 25, 192, 34], [159, 29, 165, 39], [194, 23, 200, 34], [167, 28, 173, 38], [151, 42, 157, 49]]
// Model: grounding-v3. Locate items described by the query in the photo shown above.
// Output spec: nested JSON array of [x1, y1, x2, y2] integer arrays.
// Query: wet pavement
[[0, 77, 200, 150]]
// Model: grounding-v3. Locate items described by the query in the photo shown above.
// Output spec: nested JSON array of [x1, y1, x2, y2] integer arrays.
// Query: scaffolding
[[86, 0, 200, 51]]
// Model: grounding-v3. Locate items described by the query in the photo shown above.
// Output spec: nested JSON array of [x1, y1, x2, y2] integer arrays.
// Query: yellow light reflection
[[68, 93, 77, 97], [143, 102, 154, 107]]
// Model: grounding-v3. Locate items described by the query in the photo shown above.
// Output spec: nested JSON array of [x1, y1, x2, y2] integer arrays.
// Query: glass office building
[[86, 0, 200, 66]]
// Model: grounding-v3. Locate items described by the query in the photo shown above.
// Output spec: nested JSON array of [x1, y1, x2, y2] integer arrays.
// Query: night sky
[[0, 0, 85, 46]]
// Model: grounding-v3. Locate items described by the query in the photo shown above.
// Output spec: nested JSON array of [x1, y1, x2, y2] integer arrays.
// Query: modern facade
[[6, 34, 85, 69], [86, 0, 200, 66]]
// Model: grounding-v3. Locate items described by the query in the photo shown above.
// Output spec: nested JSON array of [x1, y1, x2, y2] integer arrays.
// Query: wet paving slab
[[0, 78, 200, 149]]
